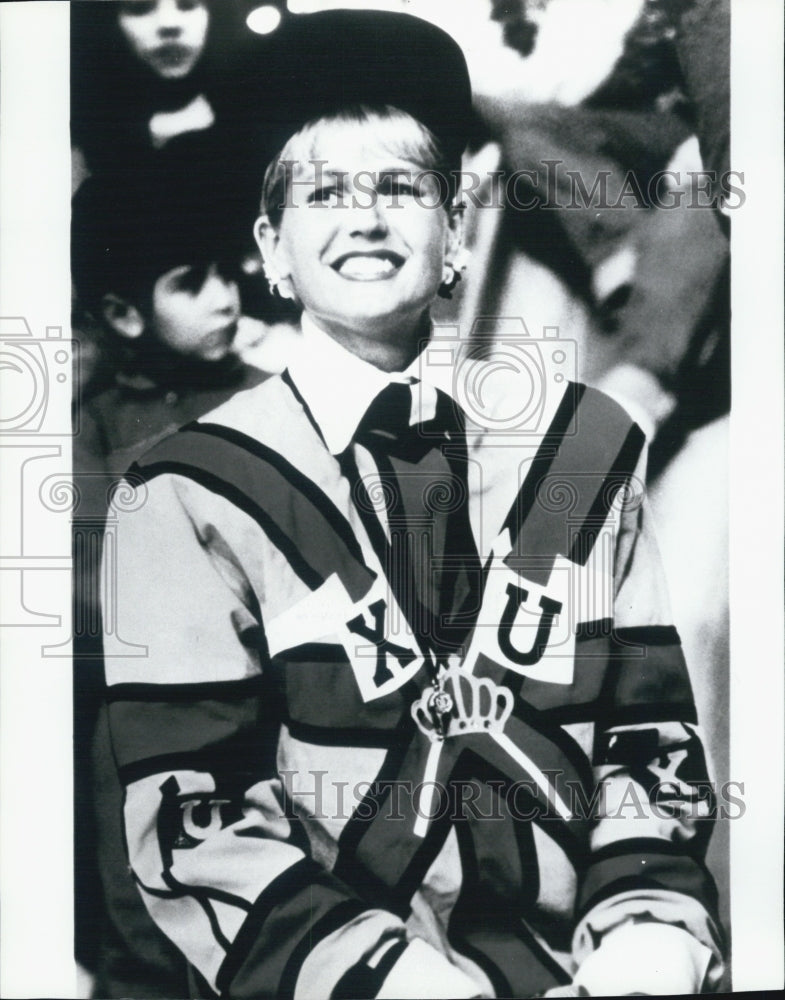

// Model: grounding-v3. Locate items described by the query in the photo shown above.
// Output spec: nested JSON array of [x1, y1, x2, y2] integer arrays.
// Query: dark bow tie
[[346, 380, 480, 654], [355, 381, 462, 461]]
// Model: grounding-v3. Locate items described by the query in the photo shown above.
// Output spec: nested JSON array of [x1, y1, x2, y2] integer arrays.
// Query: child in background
[[71, 0, 253, 175], [71, 149, 296, 997], [71, 165, 266, 482]]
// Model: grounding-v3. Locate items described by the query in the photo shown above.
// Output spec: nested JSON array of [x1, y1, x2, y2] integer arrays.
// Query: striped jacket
[[103, 359, 724, 998]]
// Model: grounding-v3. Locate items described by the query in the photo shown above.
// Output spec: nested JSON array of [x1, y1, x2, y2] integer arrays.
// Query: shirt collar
[[287, 313, 457, 454]]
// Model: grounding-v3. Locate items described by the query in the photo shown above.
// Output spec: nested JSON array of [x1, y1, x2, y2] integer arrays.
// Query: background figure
[[72, 0, 255, 179], [70, 13, 300, 987], [457, 0, 729, 449], [70, 0, 292, 365], [71, 143, 298, 996]]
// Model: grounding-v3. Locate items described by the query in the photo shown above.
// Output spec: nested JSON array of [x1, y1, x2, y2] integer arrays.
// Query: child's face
[[118, 0, 209, 80], [150, 262, 240, 362], [264, 115, 460, 346]]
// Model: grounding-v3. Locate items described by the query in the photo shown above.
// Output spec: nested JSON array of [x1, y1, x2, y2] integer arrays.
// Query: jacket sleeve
[[102, 471, 484, 1000], [569, 447, 725, 994]]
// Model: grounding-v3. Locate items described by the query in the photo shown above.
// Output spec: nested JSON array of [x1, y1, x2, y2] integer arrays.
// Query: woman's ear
[[100, 293, 146, 339], [253, 214, 278, 264], [254, 215, 296, 301]]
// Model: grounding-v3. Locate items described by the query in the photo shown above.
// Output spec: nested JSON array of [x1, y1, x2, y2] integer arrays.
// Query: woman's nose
[[347, 199, 390, 239]]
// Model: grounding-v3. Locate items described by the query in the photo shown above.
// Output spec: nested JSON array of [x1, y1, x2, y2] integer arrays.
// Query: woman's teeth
[[337, 256, 398, 279]]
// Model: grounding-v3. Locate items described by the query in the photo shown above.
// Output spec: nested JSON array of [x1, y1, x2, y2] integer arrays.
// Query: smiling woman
[[256, 106, 463, 367], [96, 9, 726, 999]]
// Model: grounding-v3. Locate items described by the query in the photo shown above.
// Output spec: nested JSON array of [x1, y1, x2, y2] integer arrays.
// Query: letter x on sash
[[334, 383, 645, 907]]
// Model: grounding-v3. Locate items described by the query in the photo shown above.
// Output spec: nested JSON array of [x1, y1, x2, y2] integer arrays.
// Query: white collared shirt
[[287, 313, 453, 455]]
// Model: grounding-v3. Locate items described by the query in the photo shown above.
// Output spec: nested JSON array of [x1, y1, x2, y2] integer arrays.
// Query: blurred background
[[70, 2, 730, 995]]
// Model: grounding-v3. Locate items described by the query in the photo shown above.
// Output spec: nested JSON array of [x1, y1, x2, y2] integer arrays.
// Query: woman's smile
[[261, 115, 461, 351], [330, 249, 407, 281]]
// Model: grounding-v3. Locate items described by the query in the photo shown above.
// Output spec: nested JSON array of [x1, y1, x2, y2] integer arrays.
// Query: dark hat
[[71, 134, 257, 311], [259, 9, 472, 162]]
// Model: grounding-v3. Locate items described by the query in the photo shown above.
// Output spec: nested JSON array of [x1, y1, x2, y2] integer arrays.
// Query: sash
[[129, 383, 691, 994]]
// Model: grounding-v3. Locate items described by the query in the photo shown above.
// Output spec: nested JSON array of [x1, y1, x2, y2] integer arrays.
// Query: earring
[[438, 247, 472, 300], [263, 266, 293, 301], [438, 263, 459, 299], [437, 264, 461, 299]]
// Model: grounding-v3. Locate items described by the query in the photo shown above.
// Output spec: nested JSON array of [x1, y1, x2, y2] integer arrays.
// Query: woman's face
[[117, 0, 209, 80], [259, 116, 461, 351]]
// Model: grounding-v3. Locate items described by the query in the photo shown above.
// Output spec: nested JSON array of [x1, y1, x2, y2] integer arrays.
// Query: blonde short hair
[[260, 104, 458, 228]]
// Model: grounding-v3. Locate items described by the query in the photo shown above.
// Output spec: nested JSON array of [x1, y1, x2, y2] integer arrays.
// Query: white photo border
[[0, 1, 782, 996]]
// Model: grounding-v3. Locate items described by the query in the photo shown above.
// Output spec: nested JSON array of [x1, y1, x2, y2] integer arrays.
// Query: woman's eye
[[377, 175, 414, 198], [308, 186, 342, 206]]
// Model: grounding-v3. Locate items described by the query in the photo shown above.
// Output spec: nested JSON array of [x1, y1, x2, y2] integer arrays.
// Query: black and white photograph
[[0, 2, 782, 997]]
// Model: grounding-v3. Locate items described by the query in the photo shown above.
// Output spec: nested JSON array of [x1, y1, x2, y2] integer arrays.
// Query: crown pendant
[[412, 662, 514, 742]]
